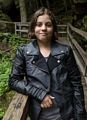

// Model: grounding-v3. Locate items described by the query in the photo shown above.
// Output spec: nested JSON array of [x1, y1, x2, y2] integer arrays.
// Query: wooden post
[[15, 22, 29, 38]]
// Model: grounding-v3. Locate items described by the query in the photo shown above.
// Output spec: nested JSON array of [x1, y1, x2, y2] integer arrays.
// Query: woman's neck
[[37, 40, 51, 57]]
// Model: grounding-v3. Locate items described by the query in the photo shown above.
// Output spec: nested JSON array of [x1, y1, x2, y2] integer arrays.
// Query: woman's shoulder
[[18, 39, 36, 50], [17, 39, 38, 56], [54, 40, 71, 51], [55, 40, 70, 47]]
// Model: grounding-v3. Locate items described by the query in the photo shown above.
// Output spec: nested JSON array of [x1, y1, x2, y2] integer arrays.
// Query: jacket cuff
[[25, 84, 47, 102], [37, 90, 47, 101]]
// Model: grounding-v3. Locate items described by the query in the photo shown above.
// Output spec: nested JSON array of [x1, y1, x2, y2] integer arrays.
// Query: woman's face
[[34, 14, 53, 43]]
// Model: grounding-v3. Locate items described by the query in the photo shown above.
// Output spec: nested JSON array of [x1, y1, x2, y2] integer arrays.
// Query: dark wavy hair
[[28, 7, 58, 41]]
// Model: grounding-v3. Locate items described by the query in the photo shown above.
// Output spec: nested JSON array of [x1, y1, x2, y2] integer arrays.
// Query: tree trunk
[[40, 0, 43, 6], [19, 0, 27, 22], [63, 0, 67, 16], [46, 0, 50, 8], [36, 0, 39, 8]]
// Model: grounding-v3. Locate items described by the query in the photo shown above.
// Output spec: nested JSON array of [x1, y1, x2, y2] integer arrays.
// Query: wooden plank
[[73, 0, 87, 3], [2, 93, 29, 120], [16, 23, 29, 27], [58, 31, 67, 34], [57, 25, 67, 27], [16, 29, 28, 33], [68, 23, 87, 40]]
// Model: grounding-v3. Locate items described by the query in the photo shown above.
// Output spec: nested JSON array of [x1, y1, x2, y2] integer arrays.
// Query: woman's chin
[[38, 37, 47, 41], [38, 37, 51, 42]]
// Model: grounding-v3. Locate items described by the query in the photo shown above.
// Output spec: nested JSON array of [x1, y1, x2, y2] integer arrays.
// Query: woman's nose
[[41, 24, 46, 30]]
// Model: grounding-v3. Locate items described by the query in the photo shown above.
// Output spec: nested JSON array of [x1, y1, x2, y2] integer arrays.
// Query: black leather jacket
[[9, 40, 86, 120]]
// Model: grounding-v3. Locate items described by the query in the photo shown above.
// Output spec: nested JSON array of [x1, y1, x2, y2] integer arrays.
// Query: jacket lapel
[[47, 55, 61, 71], [26, 40, 65, 73], [33, 53, 49, 74], [26, 40, 49, 74], [47, 41, 65, 71]]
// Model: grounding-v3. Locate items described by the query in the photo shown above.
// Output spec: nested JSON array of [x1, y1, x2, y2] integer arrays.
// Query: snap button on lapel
[[32, 61, 35, 64], [57, 60, 60, 63], [61, 50, 64, 53], [27, 51, 29, 54]]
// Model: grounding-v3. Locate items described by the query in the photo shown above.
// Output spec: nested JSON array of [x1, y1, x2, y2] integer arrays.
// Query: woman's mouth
[[40, 33, 47, 35]]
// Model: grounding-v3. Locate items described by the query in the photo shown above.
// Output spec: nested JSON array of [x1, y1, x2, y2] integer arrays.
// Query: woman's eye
[[46, 23, 52, 27], [36, 23, 42, 27], [36, 22, 53, 27]]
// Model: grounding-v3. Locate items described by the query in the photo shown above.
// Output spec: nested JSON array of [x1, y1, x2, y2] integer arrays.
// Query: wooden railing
[[15, 22, 29, 38], [2, 22, 87, 120], [2, 93, 29, 120], [15, 22, 67, 38], [0, 21, 67, 38], [67, 23, 87, 83]]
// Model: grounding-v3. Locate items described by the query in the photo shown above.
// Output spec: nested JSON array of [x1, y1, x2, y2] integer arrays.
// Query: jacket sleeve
[[8, 46, 47, 101], [66, 46, 87, 120]]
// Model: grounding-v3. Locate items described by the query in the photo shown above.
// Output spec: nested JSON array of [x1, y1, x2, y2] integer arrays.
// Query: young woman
[[9, 7, 87, 120]]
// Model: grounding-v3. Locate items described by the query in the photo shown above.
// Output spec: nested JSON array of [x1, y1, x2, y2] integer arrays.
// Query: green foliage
[[0, 33, 28, 119], [0, 32, 28, 57], [0, 32, 27, 46], [0, 51, 11, 119], [0, 108, 4, 119], [0, 33, 28, 96], [0, 11, 11, 21], [8, 33, 27, 50], [0, 60, 11, 96]]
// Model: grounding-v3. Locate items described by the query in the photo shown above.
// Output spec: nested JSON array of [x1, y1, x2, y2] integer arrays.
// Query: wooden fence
[[0, 21, 67, 38]]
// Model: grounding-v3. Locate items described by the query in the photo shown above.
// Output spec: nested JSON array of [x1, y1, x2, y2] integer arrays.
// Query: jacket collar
[[26, 39, 65, 56], [51, 41, 65, 55], [26, 40, 39, 55], [26, 40, 66, 73]]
